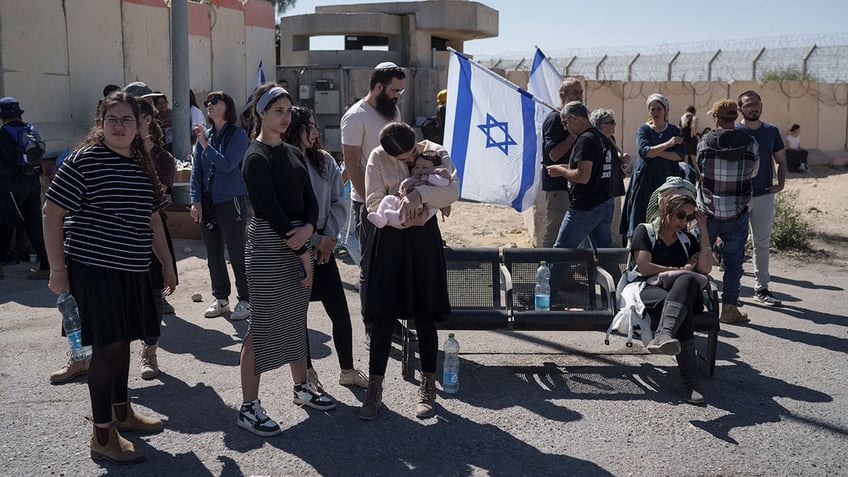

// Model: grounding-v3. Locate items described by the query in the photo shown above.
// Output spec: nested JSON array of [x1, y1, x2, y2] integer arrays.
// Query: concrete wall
[[0, 0, 275, 154], [502, 72, 846, 156]]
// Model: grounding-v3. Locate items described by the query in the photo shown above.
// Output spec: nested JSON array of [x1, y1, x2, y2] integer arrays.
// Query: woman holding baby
[[359, 122, 459, 421]]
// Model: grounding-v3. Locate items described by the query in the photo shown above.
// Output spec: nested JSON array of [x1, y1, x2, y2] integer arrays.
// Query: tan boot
[[49, 353, 90, 383], [112, 402, 164, 433], [140, 343, 159, 380], [359, 375, 383, 421], [90, 424, 146, 464], [720, 304, 750, 324], [414, 372, 437, 419]]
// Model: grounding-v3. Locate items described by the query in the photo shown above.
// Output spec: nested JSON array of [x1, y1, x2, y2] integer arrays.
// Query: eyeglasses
[[674, 210, 696, 221], [204, 96, 222, 107], [562, 115, 575, 124], [604, 120, 617, 126], [103, 116, 136, 128]]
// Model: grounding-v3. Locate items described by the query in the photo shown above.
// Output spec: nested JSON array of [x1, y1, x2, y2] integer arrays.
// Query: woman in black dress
[[359, 122, 459, 421]]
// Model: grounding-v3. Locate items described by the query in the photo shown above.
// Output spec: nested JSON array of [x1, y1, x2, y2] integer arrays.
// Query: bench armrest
[[595, 265, 617, 313]]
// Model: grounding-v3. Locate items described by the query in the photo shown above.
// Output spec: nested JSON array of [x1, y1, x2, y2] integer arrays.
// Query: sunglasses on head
[[204, 96, 222, 107], [674, 210, 696, 221]]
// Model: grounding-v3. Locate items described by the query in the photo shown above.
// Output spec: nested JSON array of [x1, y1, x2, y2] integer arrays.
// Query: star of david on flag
[[477, 113, 517, 155], [443, 50, 542, 212]]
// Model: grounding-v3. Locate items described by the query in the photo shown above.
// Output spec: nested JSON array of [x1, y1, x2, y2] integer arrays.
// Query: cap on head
[[707, 99, 738, 121], [0, 97, 24, 119], [123, 81, 164, 99], [375, 61, 399, 70]]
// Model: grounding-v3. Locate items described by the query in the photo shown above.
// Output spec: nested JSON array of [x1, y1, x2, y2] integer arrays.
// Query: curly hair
[[283, 106, 328, 178]]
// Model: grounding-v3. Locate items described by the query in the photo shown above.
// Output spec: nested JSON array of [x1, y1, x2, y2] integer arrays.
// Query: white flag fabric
[[444, 51, 540, 212], [528, 47, 562, 112]]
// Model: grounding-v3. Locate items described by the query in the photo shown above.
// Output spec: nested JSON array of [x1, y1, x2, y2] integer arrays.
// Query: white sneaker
[[230, 300, 251, 321], [204, 299, 229, 318]]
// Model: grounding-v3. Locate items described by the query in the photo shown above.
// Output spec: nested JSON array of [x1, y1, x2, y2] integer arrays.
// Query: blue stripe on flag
[[451, 54, 473, 190], [530, 48, 545, 75], [512, 94, 538, 210]]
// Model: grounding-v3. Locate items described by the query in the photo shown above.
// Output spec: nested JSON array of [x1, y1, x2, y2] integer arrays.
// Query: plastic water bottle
[[442, 334, 460, 394], [535, 261, 551, 311], [57, 292, 92, 362]]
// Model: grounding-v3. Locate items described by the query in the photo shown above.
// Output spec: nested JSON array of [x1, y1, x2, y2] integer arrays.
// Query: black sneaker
[[754, 288, 782, 306], [237, 399, 281, 437], [293, 382, 336, 411]]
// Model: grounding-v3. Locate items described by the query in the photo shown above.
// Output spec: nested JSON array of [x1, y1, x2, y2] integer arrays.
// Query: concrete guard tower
[[277, 1, 498, 153]]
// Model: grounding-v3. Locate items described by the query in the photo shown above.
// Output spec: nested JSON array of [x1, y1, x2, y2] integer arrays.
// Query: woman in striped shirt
[[42, 92, 176, 464]]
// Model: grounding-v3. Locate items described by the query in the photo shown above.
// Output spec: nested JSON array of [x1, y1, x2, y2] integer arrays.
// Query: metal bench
[[400, 246, 720, 378]]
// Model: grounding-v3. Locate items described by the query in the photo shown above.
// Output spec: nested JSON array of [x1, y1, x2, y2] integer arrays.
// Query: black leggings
[[369, 318, 438, 377], [88, 341, 131, 424], [641, 274, 700, 342], [305, 254, 354, 370]]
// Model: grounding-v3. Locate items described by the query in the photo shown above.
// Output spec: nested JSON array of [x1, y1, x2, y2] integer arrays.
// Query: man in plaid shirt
[[696, 99, 759, 324]]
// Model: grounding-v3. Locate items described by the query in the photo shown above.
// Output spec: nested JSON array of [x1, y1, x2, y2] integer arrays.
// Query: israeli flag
[[444, 50, 540, 212], [528, 46, 563, 130]]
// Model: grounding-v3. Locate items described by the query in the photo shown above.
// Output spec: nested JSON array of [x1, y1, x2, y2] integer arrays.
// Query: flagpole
[[448, 47, 558, 113]]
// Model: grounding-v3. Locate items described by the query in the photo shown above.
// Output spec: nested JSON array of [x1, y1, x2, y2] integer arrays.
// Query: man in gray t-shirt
[[340, 62, 406, 333]]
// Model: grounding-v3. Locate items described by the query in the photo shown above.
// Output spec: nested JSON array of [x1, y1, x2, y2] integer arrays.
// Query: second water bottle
[[535, 261, 551, 311]]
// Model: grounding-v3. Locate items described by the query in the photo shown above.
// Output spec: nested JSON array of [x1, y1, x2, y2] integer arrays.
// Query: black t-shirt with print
[[568, 127, 612, 210]]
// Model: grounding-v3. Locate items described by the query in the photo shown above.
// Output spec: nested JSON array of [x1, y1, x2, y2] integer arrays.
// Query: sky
[[282, 0, 848, 57]]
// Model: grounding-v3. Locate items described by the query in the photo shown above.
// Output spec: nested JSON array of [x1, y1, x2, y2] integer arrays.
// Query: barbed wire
[[476, 34, 848, 83]]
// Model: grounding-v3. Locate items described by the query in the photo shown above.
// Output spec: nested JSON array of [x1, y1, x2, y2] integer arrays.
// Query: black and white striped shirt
[[46, 143, 166, 273]]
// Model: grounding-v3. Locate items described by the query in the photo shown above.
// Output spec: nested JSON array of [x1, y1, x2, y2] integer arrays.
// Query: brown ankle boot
[[140, 343, 159, 380], [112, 402, 164, 433], [49, 353, 90, 383], [90, 424, 146, 464], [414, 372, 437, 419], [359, 375, 384, 421]]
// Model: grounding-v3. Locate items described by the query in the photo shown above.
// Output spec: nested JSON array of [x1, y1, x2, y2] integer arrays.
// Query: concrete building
[[0, 0, 275, 157], [277, 0, 498, 152]]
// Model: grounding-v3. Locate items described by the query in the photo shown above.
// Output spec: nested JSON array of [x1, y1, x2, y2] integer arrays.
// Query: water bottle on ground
[[57, 292, 92, 362], [535, 261, 551, 311], [442, 333, 460, 394]]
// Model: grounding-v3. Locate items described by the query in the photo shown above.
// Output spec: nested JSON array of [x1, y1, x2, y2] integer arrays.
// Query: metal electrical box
[[314, 79, 340, 115]]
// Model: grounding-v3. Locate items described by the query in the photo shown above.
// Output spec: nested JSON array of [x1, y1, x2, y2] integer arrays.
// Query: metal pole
[[595, 54, 607, 80], [802, 44, 817, 77], [667, 51, 680, 81], [707, 49, 721, 82], [170, 0, 191, 163], [627, 53, 640, 82], [564, 56, 576, 77], [752, 47, 765, 81]]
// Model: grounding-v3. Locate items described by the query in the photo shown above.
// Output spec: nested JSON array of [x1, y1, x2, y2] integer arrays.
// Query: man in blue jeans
[[546, 102, 613, 299], [547, 101, 614, 250], [697, 99, 759, 323]]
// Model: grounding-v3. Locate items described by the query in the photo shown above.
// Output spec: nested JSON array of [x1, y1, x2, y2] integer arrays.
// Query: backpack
[[421, 116, 443, 144], [2, 122, 45, 175]]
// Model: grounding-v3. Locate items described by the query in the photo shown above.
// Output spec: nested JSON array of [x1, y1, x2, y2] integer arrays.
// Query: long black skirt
[[364, 216, 451, 325], [68, 259, 160, 348]]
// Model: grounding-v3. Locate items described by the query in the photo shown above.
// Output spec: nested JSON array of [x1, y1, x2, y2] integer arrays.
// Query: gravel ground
[[0, 238, 846, 476]]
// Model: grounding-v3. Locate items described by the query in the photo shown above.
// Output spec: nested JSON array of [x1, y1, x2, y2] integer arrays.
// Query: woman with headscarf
[[621, 93, 686, 240], [629, 176, 712, 404]]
